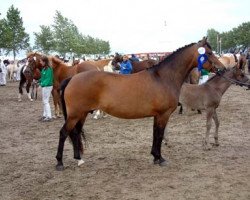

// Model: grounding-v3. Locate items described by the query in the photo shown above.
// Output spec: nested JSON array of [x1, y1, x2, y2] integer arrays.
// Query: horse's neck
[[156, 48, 196, 90], [52, 61, 76, 82], [206, 72, 233, 95]]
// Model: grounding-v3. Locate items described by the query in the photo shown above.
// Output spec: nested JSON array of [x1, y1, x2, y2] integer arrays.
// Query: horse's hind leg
[[68, 120, 85, 166], [56, 123, 69, 171], [212, 110, 220, 146]]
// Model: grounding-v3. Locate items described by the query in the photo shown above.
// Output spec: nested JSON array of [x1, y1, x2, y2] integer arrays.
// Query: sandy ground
[[0, 81, 249, 200]]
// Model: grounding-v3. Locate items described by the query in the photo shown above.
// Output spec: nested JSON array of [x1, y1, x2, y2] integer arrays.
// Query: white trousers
[[42, 86, 53, 118], [198, 75, 209, 85], [0, 72, 7, 85]]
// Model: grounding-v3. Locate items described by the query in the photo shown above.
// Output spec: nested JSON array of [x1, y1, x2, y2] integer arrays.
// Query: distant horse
[[174, 67, 249, 150], [55, 37, 225, 171], [26, 52, 100, 117], [112, 54, 158, 73], [7, 60, 19, 81], [218, 53, 238, 68], [18, 54, 42, 101], [237, 53, 247, 72], [86, 59, 113, 71]]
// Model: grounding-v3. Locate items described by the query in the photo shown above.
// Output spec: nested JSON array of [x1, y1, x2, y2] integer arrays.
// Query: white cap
[[198, 47, 206, 55]]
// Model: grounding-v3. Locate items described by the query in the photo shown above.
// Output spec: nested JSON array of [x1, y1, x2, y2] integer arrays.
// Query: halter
[[216, 69, 250, 87], [197, 47, 225, 73]]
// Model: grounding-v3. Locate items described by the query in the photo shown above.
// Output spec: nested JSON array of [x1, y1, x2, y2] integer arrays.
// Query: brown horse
[[26, 52, 100, 117], [175, 67, 249, 150], [112, 54, 158, 73], [55, 37, 225, 171], [18, 55, 41, 101]]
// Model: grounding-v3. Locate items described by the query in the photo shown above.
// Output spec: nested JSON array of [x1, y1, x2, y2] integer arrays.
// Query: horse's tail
[[60, 78, 86, 155], [60, 77, 72, 121]]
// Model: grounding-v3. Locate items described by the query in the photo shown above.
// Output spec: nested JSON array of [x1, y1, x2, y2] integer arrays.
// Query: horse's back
[[76, 62, 100, 73]]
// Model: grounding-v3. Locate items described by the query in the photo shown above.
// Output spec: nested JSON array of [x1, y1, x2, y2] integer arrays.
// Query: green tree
[[207, 21, 250, 52], [207, 28, 220, 52], [34, 25, 55, 54], [234, 22, 250, 47], [52, 11, 80, 57], [0, 5, 29, 59]]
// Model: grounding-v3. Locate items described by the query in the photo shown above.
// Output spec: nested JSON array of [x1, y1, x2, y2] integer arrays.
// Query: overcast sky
[[1, 0, 249, 55]]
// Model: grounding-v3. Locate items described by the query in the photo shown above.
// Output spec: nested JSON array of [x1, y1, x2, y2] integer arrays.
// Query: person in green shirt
[[198, 69, 209, 84], [39, 55, 54, 122]]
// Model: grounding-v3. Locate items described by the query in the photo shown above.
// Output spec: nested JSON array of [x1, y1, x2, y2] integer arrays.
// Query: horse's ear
[[198, 37, 207, 46]]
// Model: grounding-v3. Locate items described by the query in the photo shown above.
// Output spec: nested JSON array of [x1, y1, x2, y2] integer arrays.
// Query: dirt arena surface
[[0, 81, 249, 200]]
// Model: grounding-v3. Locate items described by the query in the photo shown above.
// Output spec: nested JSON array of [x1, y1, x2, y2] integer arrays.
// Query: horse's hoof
[[153, 157, 167, 166], [56, 164, 64, 171], [77, 159, 85, 166], [159, 160, 168, 167], [30, 99, 33, 102]]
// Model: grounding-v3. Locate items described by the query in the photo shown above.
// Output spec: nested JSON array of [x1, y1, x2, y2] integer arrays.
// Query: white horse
[[7, 60, 19, 81]]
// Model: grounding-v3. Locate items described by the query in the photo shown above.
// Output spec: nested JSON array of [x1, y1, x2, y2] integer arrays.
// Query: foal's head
[[232, 66, 249, 84]]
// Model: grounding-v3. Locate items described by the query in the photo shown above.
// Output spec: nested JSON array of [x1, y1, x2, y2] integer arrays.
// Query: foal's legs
[[203, 108, 214, 150], [212, 110, 220, 146]]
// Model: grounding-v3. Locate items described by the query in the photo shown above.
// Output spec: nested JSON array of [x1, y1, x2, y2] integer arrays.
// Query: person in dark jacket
[[120, 55, 133, 74], [130, 54, 140, 62]]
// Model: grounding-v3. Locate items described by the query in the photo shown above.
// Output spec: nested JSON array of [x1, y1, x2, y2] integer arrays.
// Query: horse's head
[[111, 54, 123, 70], [25, 52, 43, 80], [26, 52, 43, 71], [195, 37, 226, 73]]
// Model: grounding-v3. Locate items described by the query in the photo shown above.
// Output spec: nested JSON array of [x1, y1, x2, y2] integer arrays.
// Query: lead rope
[[218, 73, 250, 88]]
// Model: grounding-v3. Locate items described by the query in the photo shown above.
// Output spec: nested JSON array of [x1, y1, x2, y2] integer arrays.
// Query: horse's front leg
[[151, 114, 170, 166], [18, 79, 25, 102], [203, 108, 214, 150], [26, 81, 33, 101], [212, 110, 220, 146]]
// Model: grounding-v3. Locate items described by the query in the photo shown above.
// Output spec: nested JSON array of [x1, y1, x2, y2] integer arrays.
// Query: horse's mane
[[49, 56, 69, 69], [26, 52, 44, 57], [148, 43, 196, 70]]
